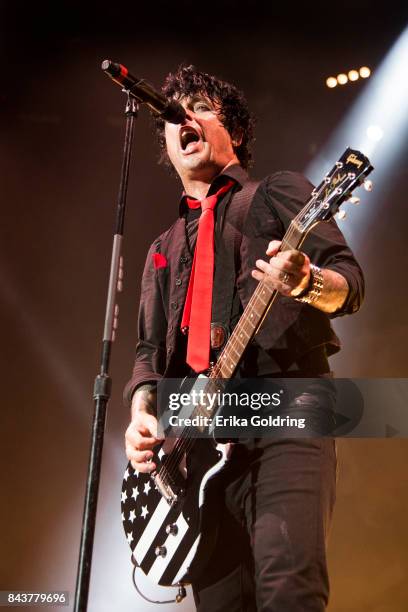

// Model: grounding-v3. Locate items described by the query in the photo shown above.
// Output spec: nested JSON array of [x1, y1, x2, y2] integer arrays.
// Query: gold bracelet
[[295, 264, 324, 305]]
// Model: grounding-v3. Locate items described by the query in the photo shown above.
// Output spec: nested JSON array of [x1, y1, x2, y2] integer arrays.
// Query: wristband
[[295, 264, 324, 305]]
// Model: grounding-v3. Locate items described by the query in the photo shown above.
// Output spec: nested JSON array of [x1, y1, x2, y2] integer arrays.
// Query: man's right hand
[[125, 385, 163, 474]]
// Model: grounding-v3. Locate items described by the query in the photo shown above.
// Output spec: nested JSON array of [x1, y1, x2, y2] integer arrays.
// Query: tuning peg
[[337, 210, 347, 220], [363, 179, 373, 192], [349, 196, 360, 205]]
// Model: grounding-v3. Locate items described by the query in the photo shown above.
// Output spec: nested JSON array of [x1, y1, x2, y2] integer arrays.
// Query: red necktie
[[181, 180, 234, 373]]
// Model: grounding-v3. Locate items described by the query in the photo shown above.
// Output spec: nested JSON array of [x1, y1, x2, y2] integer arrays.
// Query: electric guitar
[[121, 148, 373, 588]]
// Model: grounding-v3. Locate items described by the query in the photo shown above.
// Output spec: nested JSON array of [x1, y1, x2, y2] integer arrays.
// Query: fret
[[280, 237, 294, 250], [232, 334, 246, 349], [222, 350, 240, 369], [237, 327, 250, 340], [217, 357, 236, 377], [281, 223, 303, 252], [251, 303, 264, 316], [246, 313, 256, 327], [252, 297, 267, 312], [227, 343, 242, 359]]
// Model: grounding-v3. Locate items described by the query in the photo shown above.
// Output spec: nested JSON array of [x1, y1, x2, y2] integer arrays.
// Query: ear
[[231, 129, 243, 148]]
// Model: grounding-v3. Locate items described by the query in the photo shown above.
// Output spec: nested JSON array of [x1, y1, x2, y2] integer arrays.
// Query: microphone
[[101, 60, 186, 124]]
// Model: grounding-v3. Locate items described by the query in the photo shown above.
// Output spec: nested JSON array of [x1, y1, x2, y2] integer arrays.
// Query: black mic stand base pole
[[74, 96, 138, 612]]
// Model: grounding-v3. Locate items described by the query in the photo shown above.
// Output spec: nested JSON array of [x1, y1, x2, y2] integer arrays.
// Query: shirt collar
[[179, 163, 249, 216]]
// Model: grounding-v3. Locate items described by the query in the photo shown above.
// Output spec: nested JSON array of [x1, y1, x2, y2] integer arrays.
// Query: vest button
[[171, 302, 178, 310], [180, 256, 188, 264], [175, 278, 182, 286]]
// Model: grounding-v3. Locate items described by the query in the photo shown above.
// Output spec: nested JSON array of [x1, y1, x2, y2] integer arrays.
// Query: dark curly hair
[[155, 64, 256, 170]]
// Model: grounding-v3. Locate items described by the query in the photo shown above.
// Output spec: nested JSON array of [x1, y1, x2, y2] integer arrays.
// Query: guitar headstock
[[297, 148, 374, 233]]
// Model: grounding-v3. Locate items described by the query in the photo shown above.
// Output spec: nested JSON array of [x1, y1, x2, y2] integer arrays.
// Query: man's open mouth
[[180, 126, 201, 151]]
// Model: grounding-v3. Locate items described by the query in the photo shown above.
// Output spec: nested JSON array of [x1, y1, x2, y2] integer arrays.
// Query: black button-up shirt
[[123, 164, 364, 407]]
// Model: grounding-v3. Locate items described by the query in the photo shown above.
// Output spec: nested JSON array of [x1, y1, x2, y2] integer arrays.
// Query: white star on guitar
[[141, 505, 149, 519]]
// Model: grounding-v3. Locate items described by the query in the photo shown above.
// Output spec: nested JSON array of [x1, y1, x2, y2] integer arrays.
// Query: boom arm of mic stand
[[73, 96, 138, 612]]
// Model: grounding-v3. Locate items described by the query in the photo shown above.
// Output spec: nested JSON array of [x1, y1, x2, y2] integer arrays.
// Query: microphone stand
[[74, 94, 138, 612]]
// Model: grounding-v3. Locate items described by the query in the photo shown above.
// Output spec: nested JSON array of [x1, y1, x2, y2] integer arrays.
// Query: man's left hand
[[251, 239, 310, 297]]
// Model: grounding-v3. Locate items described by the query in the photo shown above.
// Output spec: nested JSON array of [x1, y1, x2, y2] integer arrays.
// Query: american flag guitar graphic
[[121, 436, 232, 586], [121, 148, 373, 589]]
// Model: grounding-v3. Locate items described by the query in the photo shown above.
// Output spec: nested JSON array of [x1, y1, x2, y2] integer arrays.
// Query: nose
[[183, 109, 195, 123]]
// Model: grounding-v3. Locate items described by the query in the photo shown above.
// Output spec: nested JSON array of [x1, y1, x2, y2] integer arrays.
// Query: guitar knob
[[348, 196, 360, 205], [165, 523, 178, 536], [337, 210, 347, 220], [176, 586, 187, 602], [363, 179, 373, 191], [155, 545, 167, 557]]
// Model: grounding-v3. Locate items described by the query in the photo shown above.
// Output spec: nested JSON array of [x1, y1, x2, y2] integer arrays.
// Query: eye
[[194, 102, 212, 113]]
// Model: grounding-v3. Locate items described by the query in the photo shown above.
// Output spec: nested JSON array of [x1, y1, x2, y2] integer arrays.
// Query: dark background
[[1, 2, 408, 610]]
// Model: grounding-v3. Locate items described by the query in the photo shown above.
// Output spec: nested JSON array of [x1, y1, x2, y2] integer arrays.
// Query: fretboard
[[210, 221, 304, 382]]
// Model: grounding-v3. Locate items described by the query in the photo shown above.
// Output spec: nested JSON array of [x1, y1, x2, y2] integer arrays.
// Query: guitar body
[[121, 438, 234, 586]]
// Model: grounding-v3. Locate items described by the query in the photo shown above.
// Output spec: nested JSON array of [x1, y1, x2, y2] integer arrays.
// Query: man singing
[[124, 65, 364, 611]]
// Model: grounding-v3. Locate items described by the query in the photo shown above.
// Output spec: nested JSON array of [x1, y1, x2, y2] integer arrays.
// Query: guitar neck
[[210, 221, 305, 381]]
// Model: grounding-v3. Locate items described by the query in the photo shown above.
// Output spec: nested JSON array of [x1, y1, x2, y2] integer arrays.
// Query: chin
[[181, 153, 211, 172]]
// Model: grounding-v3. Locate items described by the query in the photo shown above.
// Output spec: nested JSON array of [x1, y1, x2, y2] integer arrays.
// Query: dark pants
[[192, 437, 337, 611]]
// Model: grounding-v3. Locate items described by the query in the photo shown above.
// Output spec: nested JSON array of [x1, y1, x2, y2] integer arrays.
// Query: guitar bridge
[[152, 471, 181, 506]]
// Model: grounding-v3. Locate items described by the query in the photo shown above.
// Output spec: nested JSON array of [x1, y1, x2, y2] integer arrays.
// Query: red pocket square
[[152, 253, 168, 269]]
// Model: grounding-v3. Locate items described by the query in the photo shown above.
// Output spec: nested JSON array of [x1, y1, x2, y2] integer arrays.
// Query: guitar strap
[[212, 180, 261, 332]]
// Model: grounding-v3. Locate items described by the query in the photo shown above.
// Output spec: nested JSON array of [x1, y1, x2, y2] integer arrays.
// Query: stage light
[[326, 77, 337, 88], [325, 67, 370, 88], [366, 125, 384, 142], [359, 66, 371, 78]]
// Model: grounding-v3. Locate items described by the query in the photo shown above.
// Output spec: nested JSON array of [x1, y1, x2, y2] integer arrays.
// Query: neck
[[181, 159, 240, 200], [183, 177, 212, 200]]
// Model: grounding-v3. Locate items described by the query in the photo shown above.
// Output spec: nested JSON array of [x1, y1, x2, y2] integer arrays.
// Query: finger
[[142, 413, 164, 441], [277, 249, 305, 266], [278, 268, 305, 287], [254, 260, 293, 288], [126, 447, 154, 464], [125, 422, 158, 447], [138, 436, 159, 451], [276, 252, 311, 293], [130, 459, 156, 473], [126, 429, 159, 451], [255, 259, 271, 273], [273, 261, 307, 286], [265, 240, 282, 257], [126, 446, 156, 473], [127, 414, 163, 444], [252, 269, 264, 282], [252, 269, 292, 295], [256, 259, 297, 284]]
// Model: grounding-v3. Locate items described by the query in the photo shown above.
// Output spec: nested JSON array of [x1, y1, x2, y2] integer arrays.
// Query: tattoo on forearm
[[134, 384, 157, 415]]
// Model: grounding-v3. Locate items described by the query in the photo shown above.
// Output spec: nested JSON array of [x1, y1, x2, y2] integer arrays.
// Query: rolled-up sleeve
[[123, 240, 168, 408], [264, 171, 365, 317]]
